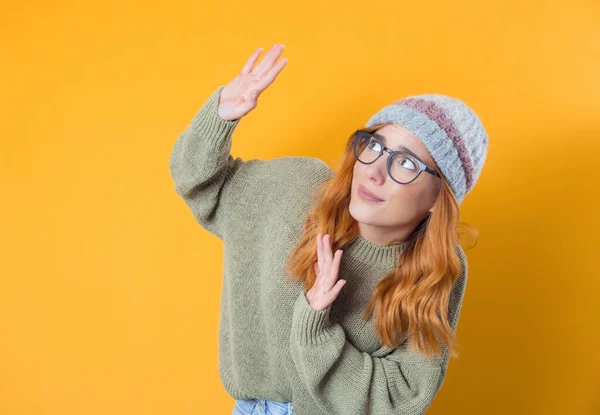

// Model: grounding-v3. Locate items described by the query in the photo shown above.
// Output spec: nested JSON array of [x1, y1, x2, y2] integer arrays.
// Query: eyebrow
[[372, 133, 422, 160]]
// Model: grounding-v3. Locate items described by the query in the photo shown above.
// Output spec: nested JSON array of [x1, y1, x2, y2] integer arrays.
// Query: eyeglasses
[[353, 130, 441, 185]]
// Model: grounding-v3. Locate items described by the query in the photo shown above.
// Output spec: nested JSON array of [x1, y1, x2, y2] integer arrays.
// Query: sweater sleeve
[[169, 85, 337, 241], [289, 249, 468, 415], [168, 85, 247, 240]]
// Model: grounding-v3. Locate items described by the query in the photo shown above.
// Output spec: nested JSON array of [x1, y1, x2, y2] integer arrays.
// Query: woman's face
[[349, 123, 442, 246]]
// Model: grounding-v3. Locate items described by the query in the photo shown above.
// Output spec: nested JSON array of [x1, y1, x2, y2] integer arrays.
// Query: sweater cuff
[[189, 85, 241, 147], [291, 290, 338, 345]]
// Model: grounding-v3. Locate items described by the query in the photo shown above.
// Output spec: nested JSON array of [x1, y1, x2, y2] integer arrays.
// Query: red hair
[[285, 123, 477, 361]]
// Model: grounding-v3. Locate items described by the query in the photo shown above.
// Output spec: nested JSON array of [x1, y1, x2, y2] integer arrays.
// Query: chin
[[348, 197, 379, 223]]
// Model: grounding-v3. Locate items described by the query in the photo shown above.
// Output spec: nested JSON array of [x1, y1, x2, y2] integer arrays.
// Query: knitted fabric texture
[[366, 93, 488, 205], [169, 85, 469, 415]]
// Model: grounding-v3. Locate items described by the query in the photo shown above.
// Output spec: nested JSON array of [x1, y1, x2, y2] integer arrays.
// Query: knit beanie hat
[[365, 94, 488, 205]]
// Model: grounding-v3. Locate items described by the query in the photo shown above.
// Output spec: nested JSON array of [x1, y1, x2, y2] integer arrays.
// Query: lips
[[358, 184, 384, 202]]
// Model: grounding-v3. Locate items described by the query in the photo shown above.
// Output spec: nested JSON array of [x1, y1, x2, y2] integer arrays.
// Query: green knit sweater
[[168, 85, 468, 415]]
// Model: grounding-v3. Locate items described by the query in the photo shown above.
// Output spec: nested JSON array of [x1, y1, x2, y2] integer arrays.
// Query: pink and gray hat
[[365, 94, 488, 205]]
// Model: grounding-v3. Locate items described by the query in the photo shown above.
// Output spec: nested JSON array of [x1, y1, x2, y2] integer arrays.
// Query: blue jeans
[[232, 398, 294, 415]]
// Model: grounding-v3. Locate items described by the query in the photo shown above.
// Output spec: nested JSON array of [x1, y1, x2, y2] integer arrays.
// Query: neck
[[342, 233, 405, 269]]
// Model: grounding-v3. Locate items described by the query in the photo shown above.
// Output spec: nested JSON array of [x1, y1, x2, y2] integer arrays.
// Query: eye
[[396, 156, 416, 170], [367, 138, 382, 152]]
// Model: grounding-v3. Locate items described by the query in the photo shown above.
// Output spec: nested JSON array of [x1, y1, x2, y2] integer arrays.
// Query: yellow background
[[2, 0, 599, 414]]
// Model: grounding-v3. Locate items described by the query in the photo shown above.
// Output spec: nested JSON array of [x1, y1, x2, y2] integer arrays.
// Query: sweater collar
[[343, 234, 406, 270]]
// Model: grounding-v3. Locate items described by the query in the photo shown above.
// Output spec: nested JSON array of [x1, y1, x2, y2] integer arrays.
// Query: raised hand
[[306, 233, 347, 311], [217, 43, 288, 121]]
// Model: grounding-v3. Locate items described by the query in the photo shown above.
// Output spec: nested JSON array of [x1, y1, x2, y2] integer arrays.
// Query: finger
[[252, 43, 283, 75], [323, 234, 333, 271], [317, 233, 324, 276], [241, 47, 264, 75], [252, 44, 278, 74], [325, 249, 343, 288], [255, 57, 287, 92], [332, 249, 343, 277], [326, 279, 347, 302], [253, 43, 284, 76], [239, 89, 260, 113]]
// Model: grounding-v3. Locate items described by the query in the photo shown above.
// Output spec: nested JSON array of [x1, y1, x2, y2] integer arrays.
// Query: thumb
[[333, 279, 346, 294]]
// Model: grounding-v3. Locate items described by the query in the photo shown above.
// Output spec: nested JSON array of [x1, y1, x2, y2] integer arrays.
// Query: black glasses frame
[[353, 130, 441, 185]]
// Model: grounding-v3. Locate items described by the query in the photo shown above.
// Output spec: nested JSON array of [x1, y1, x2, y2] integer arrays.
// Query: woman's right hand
[[217, 43, 288, 121]]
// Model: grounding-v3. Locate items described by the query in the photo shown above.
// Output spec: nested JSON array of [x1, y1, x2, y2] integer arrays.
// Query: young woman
[[169, 43, 488, 415]]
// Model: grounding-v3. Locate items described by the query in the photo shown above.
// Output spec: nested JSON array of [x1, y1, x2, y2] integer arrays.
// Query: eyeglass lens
[[354, 133, 420, 184]]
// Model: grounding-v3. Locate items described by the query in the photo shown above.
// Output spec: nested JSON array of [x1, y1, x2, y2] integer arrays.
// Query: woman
[[169, 43, 488, 415]]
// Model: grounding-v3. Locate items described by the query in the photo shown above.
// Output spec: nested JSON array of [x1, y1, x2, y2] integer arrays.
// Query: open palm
[[217, 43, 288, 121], [306, 233, 347, 311]]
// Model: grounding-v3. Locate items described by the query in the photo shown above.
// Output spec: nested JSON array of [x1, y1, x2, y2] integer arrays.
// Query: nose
[[366, 155, 388, 181]]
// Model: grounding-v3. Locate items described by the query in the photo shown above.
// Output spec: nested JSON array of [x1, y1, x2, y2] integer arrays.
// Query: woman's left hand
[[305, 233, 347, 311]]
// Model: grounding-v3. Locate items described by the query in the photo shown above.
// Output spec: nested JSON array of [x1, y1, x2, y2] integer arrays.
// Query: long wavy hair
[[285, 123, 478, 361]]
